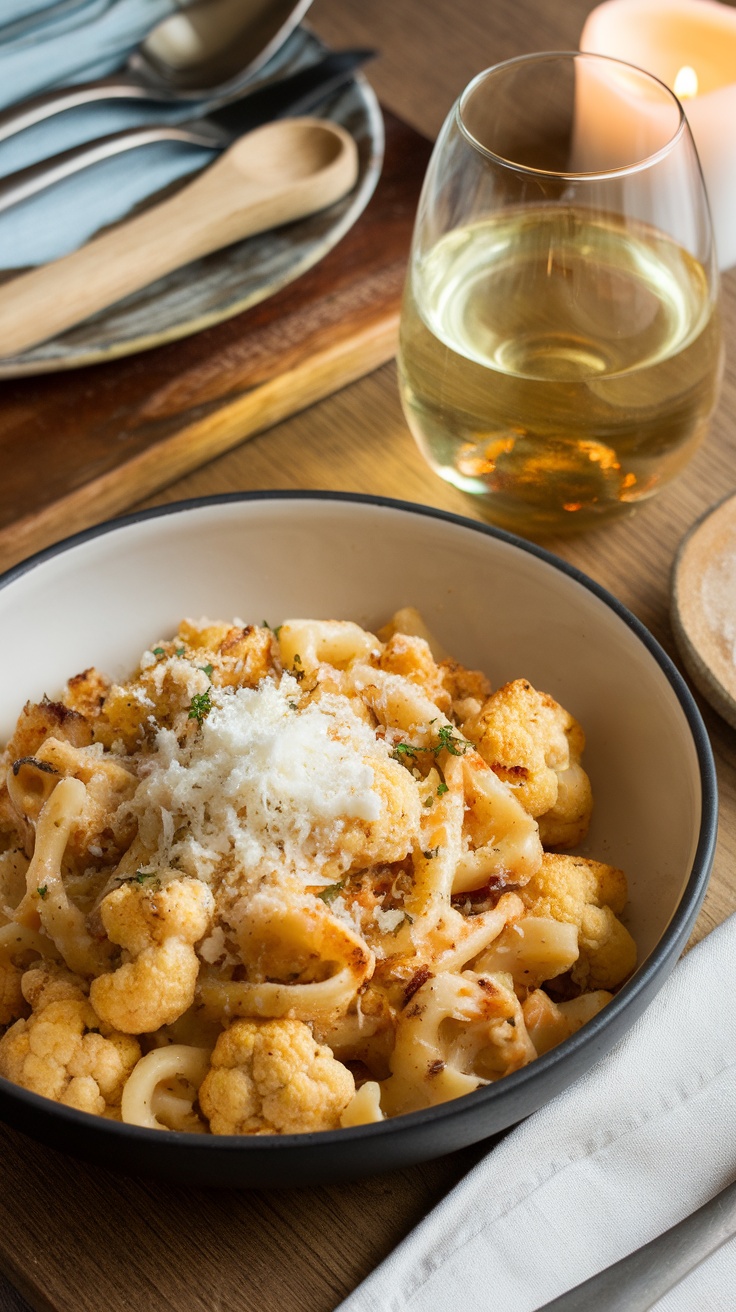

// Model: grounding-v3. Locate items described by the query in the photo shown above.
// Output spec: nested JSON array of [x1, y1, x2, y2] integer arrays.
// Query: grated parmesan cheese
[[125, 674, 394, 885], [373, 906, 406, 933]]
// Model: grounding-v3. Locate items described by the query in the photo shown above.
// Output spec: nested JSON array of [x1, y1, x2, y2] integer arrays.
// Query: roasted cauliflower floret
[[199, 1018, 355, 1135], [0, 699, 92, 842], [0, 958, 26, 1026], [379, 634, 452, 713], [440, 659, 492, 702], [1, 699, 93, 763], [464, 679, 593, 847], [90, 877, 214, 1034], [176, 620, 279, 690], [62, 668, 111, 722], [521, 853, 636, 990], [0, 961, 140, 1114], [91, 620, 278, 751], [31, 737, 137, 862], [340, 752, 423, 874]]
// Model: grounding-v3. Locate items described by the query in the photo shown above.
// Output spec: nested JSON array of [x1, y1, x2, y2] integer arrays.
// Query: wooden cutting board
[[0, 110, 432, 575]]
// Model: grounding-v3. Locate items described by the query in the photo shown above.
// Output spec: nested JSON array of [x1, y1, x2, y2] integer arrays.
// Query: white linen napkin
[[337, 912, 736, 1312]]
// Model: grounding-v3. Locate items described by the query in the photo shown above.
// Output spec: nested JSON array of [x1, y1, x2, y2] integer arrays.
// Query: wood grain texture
[[0, 108, 432, 573], [0, 1120, 496, 1312], [2, 1, 736, 1311], [671, 493, 736, 731]]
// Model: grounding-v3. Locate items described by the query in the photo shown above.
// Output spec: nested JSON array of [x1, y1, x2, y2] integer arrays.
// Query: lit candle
[[581, 0, 736, 270]]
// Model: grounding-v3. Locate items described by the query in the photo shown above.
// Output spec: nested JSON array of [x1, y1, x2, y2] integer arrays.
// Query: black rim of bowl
[[0, 489, 719, 1155]]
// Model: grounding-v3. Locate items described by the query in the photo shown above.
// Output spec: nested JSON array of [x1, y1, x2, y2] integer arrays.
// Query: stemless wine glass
[[398, 52, 723, 536]]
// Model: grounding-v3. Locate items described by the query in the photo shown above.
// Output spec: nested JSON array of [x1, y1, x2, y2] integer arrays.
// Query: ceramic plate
[[0, 30, 384, 377]]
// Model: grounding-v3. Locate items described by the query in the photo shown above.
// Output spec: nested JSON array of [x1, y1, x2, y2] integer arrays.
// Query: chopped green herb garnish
[[36, 885, 48, 899], [288, 701, 299, 711], [317, 882, 344, 905], [188, 689, 212, 724], [423, 796, 434, 808], [392, 742, 421, 761], [291, 653, 305, 683], [199, 663, 214, 678], [262, 620, 283, 638], [152, 647, 166, 659], [436, 782, 449, 796], [422, 846, 440, 860], [118, 869, 159, 887], [392, 730, 468, 768], [433, 725, 470, 756], [119, 870, 161, 889], [175, 646, 186, 657]]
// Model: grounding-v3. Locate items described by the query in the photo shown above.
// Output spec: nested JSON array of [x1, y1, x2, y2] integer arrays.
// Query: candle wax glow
[[581, 0, 736, 270]]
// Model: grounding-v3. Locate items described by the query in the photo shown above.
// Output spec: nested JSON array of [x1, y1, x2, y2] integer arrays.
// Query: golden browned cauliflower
[[0, 961, 140, 1115], [90, 876, 214, 1034], [176, 620, 279, 690], [92, 625, 279, 752], [379, 634, 452, 713], [0, 957, 26, 1027], [1, 698, 93, 763], [464, 679, 593, 847], [0, 699, 92, 843], [521, 853, 637, 990], [30, 736, 137, 863], [61, 667, 111, 722], [199, 1017, 355, 1135]]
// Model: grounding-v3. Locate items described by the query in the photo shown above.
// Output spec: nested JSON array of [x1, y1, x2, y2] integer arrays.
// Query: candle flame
[[674, 65, 698, 99]]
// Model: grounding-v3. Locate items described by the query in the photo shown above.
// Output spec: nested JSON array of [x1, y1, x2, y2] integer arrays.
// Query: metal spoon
[[0, 116, 359, 358], [0, 0, 315, 144]]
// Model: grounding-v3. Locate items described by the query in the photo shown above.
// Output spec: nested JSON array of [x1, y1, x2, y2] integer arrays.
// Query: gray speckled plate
[[0, 30, 383, 378]]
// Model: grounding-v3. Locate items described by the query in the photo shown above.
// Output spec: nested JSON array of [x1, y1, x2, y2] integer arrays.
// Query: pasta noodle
[[0, 612, 638, 1136], [121, 1045, 211, 1131]]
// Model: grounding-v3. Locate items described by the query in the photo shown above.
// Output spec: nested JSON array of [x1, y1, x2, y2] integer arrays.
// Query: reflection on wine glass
[[398, 52, 723, 537]]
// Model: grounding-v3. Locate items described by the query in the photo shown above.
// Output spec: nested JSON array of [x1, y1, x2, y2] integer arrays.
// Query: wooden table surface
[[2, 1, 736, 1309]]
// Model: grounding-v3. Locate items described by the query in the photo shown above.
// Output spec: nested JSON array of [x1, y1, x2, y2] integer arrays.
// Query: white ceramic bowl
[[0, 493, 716, 1185]]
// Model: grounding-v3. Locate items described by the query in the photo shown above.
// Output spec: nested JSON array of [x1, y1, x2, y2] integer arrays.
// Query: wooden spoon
[[0, 117, 358, 359], [671, 491, 736, 729]]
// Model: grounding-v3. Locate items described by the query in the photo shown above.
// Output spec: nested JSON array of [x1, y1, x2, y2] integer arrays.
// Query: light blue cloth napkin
[[0, 0, 290, 267], [0, 0, 177, 105]]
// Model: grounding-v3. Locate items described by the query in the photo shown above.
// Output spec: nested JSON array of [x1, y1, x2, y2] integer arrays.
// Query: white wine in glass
[[398, 53, 722, 536]]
